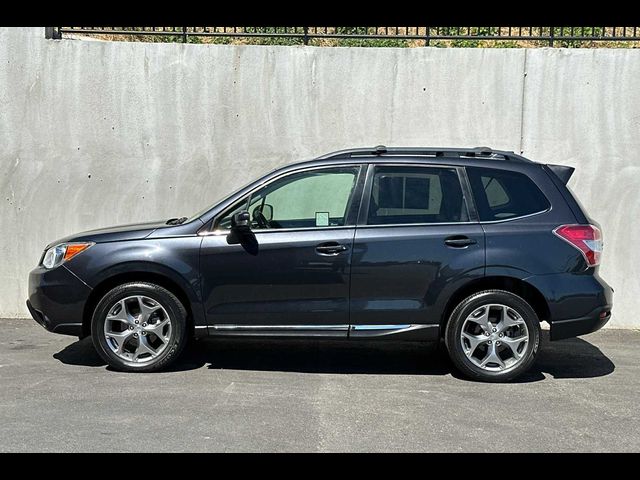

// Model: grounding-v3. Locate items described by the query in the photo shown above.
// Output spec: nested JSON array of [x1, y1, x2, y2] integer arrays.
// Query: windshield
[[184, 176, 265, 223]]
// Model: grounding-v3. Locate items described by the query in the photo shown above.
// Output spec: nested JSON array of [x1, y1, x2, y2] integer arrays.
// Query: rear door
[[349, 163, 485, 336]]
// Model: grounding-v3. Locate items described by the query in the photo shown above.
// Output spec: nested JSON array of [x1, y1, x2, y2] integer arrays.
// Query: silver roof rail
[[316, 145, 531, 163]]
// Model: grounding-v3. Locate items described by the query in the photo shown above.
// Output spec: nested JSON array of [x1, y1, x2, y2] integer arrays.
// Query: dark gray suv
[[27, 146, 613, 382]]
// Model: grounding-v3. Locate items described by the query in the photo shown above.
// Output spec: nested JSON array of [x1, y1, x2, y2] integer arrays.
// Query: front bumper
[[27, 264, 92, 336]]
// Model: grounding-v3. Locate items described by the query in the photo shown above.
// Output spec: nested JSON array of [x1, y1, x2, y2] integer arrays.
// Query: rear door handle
[[444, 236, 477, 248], [315, 242, 348, 255]]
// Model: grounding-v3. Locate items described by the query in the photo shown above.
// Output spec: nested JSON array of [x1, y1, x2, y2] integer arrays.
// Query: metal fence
[[47, 27, 640, 47]]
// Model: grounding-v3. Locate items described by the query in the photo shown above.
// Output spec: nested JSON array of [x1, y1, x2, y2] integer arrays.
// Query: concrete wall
[[1, 27, 638, 327]]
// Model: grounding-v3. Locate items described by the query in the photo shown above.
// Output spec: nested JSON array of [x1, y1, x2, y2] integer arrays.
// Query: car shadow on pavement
[[519, 332, 617, 382], [53, 338, 106, 367], [54, 330, 615, 382]]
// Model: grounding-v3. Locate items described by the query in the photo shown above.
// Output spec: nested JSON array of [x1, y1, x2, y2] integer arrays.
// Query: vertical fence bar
[[182, 26, 187, 43], [425, 26, 430, 46], [549, 26, 554, 46], [303, 26, 309, 45], [45, 27, 62, 39]]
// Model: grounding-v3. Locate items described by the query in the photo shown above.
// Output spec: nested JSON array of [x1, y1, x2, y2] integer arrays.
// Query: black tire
[[445, 290, 541, 383], [91, 282, 188, 372]]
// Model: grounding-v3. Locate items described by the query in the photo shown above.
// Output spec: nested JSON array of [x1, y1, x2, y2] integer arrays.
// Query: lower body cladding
[[207, 324, 439, 341], [550, 306, 612, 341]]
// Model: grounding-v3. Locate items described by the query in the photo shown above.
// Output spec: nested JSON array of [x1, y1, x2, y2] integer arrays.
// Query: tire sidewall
[[91, 282, 187, 372], [445, 290, 541, 382]]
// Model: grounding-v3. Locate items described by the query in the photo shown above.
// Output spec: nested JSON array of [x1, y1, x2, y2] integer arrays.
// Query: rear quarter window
[[467, 167, 550, 221]]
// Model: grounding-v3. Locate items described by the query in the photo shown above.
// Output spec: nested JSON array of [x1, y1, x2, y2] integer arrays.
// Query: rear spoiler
[[546, 164, 575, 185]]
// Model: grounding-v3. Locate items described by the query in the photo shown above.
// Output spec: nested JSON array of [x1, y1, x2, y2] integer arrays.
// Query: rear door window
[[367, 166, 469, 225], [467, 167, 550, 221]]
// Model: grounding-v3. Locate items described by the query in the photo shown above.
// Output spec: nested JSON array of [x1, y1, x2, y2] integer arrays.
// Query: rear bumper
[[27, 265, 91, 337], [549, 304, 612, 341], [525, 271, 613, 341]]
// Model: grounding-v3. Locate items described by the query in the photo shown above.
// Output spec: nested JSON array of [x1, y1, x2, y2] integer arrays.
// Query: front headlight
[[41, 242, 94, 269]]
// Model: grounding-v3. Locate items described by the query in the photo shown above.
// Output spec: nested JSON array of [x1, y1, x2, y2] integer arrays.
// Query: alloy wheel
[[460, 303, 529, 372], [103, 295, 173, 363]]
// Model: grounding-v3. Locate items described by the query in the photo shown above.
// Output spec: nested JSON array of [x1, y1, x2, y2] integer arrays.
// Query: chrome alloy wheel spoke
[[499, 334, 528, 361], [495, 305, 526, 332], [136, 296, 162, 324], [144, 318, 171, 343], [461, 331, 487, 358], [133, 334, 159, 361], [467, 306, 492, 334], [106, 330, 136, 355], [479, 342, 506, 369], [106, 299, 136, 326]]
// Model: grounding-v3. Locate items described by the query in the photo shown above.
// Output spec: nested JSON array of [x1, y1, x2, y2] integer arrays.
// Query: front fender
[[65, 237, 205, 327]]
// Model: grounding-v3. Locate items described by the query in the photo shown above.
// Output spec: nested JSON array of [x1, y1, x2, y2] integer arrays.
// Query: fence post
[[303, 26, 309, 45], [182, 26, 187, 43], [45, 27, 61, 39], [425, 26, 430, 46], [549, 26, 554, 47]]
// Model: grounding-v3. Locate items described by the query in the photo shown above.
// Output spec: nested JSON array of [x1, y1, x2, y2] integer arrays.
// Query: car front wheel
[[445, 289, 541, 382], [91, 282, 188, 372]]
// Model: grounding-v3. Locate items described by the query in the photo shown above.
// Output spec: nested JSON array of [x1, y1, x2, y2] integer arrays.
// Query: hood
[[46, 220, 170, 248]]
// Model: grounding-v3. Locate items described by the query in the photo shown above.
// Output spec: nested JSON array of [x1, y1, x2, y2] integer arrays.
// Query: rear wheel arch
[[82, 271, 195, 338], [440, 276, 550, 334]]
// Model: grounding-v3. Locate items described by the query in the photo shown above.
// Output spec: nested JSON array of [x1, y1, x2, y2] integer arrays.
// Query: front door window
[[217, 167, 360, 230]]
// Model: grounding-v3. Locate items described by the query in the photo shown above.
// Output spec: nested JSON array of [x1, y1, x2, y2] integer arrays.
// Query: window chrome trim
[[199, 225, 356, 236], [354, 221, 477, 229], [477, 207, 552, 224]]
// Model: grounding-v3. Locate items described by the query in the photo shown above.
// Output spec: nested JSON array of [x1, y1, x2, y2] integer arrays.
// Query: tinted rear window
[[467, 167, 550, 221], [368, 166, 469, 225]]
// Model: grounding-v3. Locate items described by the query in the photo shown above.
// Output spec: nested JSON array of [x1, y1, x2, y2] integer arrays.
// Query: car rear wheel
[[445, 290, 541, 382], [91, 282, 188, 372]]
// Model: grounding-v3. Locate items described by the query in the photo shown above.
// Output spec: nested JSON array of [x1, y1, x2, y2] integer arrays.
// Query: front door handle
[[315, 242, 348, 255], [444, 236, 477, 248]]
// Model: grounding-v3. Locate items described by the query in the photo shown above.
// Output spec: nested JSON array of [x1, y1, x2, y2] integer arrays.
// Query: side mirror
[[253, 204, 273, 222], [231, 210, 251, 234]]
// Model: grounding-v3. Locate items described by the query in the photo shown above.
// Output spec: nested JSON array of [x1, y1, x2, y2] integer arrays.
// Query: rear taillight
[[553, 224, 603, 267]]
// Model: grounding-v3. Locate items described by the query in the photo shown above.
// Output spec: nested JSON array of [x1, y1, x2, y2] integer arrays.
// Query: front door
[[200, 165, 364, 336], [349, 164, 485, 337]]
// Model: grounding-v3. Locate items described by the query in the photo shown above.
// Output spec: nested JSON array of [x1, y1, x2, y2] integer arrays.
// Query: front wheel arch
[[82, 271, 195, 338]]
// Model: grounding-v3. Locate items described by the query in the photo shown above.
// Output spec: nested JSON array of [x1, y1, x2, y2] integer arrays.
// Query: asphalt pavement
[[0, 318, 638, 452]]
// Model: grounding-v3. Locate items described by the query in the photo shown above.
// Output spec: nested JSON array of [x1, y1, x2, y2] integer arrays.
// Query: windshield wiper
[[166, 216, 188, 225]]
